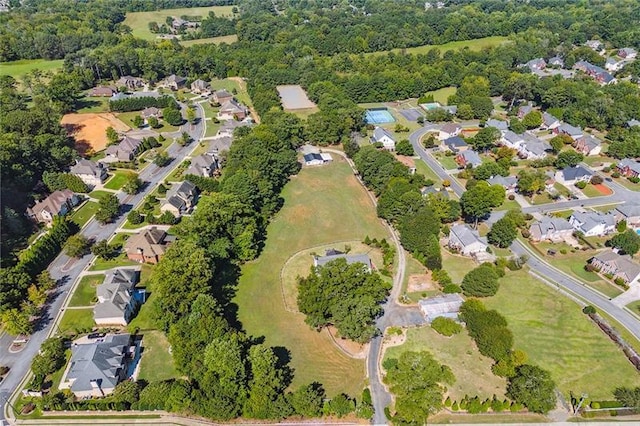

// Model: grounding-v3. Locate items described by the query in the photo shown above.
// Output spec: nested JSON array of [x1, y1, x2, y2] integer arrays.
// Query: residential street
[[0, 102, 205, 423]]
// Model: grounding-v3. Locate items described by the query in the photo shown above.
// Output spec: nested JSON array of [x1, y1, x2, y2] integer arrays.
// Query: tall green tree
[[95, 193, 120, 224], [608, 229, 640, 256], [507, 365, 557, 414], [243, 344, 291, 419], [461, 263, 500, 297]]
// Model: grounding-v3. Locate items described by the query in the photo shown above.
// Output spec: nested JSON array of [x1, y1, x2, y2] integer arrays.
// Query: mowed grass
[[368, 36, 509, 57], [180, 34, 238, 46], [384, 327, 507, 400], [75, 96, 110, 113], [210, 78, 254, 110], [423, 87, 457, 105], [123, 6, 235, 40], [138, 330, 179, 383], [58, 308, 95, 335], [104, 171, 133, 190], [484, 269, 640, 400], [0, 59, 64, 79], [442, 250, 477, 284], [68, 274, 103, 307], [70, 201, 98, 228], [234, 157, 389, 396]]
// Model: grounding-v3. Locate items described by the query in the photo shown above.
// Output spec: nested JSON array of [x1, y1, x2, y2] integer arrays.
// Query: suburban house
[[485, 119, 508, 131], [487, 175, 517, 192], [573, 134, 602, 156], [303, 152, 333, 166], [573, 61, 616, 85], [616, 159, 640, 178], [216, 119, 251, 138], [554, 122, 583, 140], [444, 136, 468, 153], [418, 293, 464, 321], [569, 211, 616, 237], [116, 76, 144, 90], [211, 89, 234, 105], [500, 131, 524, 150], [438, 123, 462, 140], [541, 112, 561, 131], [448, 223, 489, 257], [124, 227, 170, 264], [372, 127, 396, 151], [59, 334, 136, 398], [455, 150, 482, 168], [548, 56, 565, 67], [161, 74, 187, 90], [442, 105, 458, 115], [421, 186, 449, 198], [528, 217, 574, 242], [590, 250, 640, 285], [94, 269, 141, 326], [585, 40, 606, 54], [518, 134, 550, 160], [218, 99, 249, 120], [88, 86, 116, 97], [27, 189, 80, 225], [208, 135, 233, 155], [70, 159, 107, 187], [517, 104, 534, 119], [186, 153, 219, 177], [627, 119, 640, 128], [555, 165, 593, 186], [161, 180, 198, 217], [190, 79, 210, 94], [605, 57, 630, 72], [613, 203, 640, 228], [313, 249, 372, 271], [140, 107, 162, 122], [524, 58, 546, 72], [396, 155, 416, 174], [171, 16, 198, 31], [103, 135, 143, 163], [618, 48, 638, 59]]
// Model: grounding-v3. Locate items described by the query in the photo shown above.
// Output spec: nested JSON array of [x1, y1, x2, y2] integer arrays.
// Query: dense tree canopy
[[507, 365, 557, 414]]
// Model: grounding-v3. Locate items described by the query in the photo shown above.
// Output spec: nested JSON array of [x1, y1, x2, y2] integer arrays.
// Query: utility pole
[[575, 393, 588, 414]]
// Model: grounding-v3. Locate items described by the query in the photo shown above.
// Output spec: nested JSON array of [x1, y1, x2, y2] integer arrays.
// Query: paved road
[[0, 102, 205, 422]]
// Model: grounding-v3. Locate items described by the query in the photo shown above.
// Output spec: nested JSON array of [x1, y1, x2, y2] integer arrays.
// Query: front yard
[[68, 274, 103, 307], [103, 171, 133, 191], [58, 308, 95, 335], [69, 201, 98, 228]]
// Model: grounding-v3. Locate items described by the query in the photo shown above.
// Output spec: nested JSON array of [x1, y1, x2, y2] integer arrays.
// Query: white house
[[540, 112, 561, 131], [500, 130, 524, 150], [303, 152, 332, 166], [448, 223, 488, 256], [528, 217, 574, 242], [438, 123, 462, 140], [372, 127, 396, 150], [554, 165, 593, 186], [69, 159, 107, 187], [569, 211, 616, 237]]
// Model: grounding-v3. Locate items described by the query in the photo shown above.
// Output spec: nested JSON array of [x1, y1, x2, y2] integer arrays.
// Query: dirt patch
[[61, 113, 129, 155], [326, 326, 368, 359], [408, 271, 437, 293], [593, 183, 613, 195]]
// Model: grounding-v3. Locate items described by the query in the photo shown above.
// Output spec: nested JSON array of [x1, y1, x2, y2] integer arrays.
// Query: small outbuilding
[[418, 294, 464, 321]]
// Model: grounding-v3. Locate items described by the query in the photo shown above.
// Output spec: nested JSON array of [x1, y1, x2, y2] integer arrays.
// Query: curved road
[[409, 126, 640, 340], [0, 101, 205, 423]]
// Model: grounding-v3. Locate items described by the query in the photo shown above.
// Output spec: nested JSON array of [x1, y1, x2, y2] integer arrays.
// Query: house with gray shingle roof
[[70, 159, 107, 187], [541, 112, 561, 131], [94, 269, 140, 326], [455, 150, 482, 168], [448, 223, 488, 256], [59, 334, 134, 398], [554, 122, 583, 140], [569, 211, 616, 237], [444, 136, 468, 153], [486, 119, 508, 131], [313, 249, 372, 271], [519, 133, 550, 159], [590, 250, 640, 285], [161, 180, 198, 217], [529, 217, 574, 242], [613, 203, 640, 228], [517, 104, 534, 119], [27, 189, 80, 226], [500, 130, 524, 150], [548, 56, 564, 68], [190, 79, 210, 94], [372, 127, 396, 151], [487, 175, 517, 192], [555, 165, 593, 186], [103, 135, 143, 163], [574, 134, 602, 156], [617, 159, 640, 178], [186, 153, 219, 177]]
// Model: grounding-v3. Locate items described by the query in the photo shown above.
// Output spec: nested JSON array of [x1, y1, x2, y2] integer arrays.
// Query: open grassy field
[[384, 327, 507, 400], [180, 34, 238, 46], [234, 157, 390, 396], [442, 250, 477, 284], [75, 96, 111, 114], [415, 161, 442, 187], [210, 78, 253, 110], [123, 6, 235, 40], [89, 253, 138, 271], [484, 269, 640, 400], [70, 201, 98, 228], [68, 274, 103, 307], [104, 171, 133, 191], [138, 330, 180, 383], [496, 198, 521, 211], [368, 36, 509, 57], [423, 87, 457, 105], [0, 59, 64, 79], [58, 308, 94, 335]]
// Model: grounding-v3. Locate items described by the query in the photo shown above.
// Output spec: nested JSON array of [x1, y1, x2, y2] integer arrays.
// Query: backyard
[[369, 36, 509, 56], [137, 330, 180, 383], [484, 269, 640, 400], [0, 59, 64, 79], [423, 87, 457, 105], [234, 157, 390, 396], [384, 327, 507, 401], [122, 6, 235, 40], [210, 78, 254, 111], [180, 34, 238, 47]]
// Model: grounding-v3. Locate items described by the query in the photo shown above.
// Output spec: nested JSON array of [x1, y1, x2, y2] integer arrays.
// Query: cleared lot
[[276, 85, 317, 110]]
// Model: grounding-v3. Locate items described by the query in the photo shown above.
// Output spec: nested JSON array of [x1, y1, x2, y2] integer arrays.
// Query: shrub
[[442, 283, 462, 294], [591, 175, 603, 185], [575, 181, 587, 189], [603, 166, 611, 173], [431, 317, 463, 336], [630, 176, 640, 184], [444, 396, 452, 407], [591, 402, 600, 409], [560, 248, 568, 255], [451, 402, 459, 411], [521, 229, 531, 238], [508, 194, 515, 200], [611, 171, 620, 178]]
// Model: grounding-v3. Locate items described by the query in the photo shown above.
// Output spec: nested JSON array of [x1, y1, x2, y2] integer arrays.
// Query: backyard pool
[[365, 108, 395, 124]]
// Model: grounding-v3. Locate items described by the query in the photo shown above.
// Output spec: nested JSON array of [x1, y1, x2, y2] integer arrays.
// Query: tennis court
[[399, 108, 424, 122], [365, 108, 395, 124]]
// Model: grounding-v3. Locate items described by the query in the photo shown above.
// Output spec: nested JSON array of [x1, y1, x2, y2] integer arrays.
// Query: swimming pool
[[365, 108, 395, 124]]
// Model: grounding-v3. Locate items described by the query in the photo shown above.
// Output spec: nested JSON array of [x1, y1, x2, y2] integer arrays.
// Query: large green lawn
[[123, 6, 235, 41], [484, 269, 640, 400], [138, 330, 179, 383], [442, 250, 477, 284], [69, 201, 98, 228], [210, 78, 254, 110], [68, 274, 103, 307], [234, 157, 389, 396], [75, 96, 110, 113], [0, 59, 64, 79], [368, 36, 509, 57], [180, 34, 238, 46], [384, 327, 507, 400], [104, 171, 133, 191], [58, 308, 95, 335], [423, 87, 457, 105]]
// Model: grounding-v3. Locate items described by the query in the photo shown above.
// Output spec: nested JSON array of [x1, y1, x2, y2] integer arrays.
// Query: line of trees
[[108, 96, 177, 112]]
